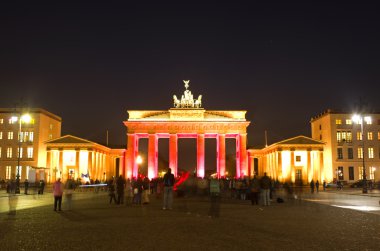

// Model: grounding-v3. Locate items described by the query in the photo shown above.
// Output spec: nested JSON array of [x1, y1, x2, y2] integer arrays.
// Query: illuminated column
[[197, 134, 205, 178], [148, 134, 158, 179], [306, 150, 311, 183], [169, 134, 178, 177], [75, 149, 80, 180], [217, 134, 226, 178], [46, 150, 51, 183], [239, 133, 248, 177], [127, 134, 136, 179], [290, 150, 295, 183], [59, 149, 63, 180], [277, 151, 283, 182], [88, 151, 93, 179], [235, 135, 241, 178], [319, 150, 324, 182]]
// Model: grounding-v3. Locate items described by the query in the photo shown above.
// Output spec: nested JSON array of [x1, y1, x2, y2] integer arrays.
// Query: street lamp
[[352, 114, 371, 194], [12, 113, 31, 194]]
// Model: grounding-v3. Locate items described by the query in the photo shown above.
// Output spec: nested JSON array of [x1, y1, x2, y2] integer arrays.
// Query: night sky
[[1, 2, 380, 150]]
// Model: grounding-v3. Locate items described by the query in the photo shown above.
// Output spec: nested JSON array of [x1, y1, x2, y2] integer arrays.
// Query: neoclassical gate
[[123, 81, 250, 179]]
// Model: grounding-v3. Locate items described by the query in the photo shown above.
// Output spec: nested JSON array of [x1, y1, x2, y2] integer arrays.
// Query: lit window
[[295, 156, 301, 162], [23, 132, 28, 142], [336, 132, 342, 142], [8, 132, 14, 140], [49, 134, 53, 139], [367, 132, 373, 140], [7, 147, 12, 158], [0, 147, 1, 158], [368, 148, 374, 159], [50, 124, 53, 130], [0, 131, 2, 139], [378, 132, 380, 140], [27, 147, 33, 158], [365, 117, 372, 125], [369, 167, 376, 180], [17, 148, 23, 158], [6, 166, 11, 179], [29, 132, 34, 142], [346, 132, 352, 143], [9, 118, 14, 124], [16, 166, 22, 180], [359, 166, 364, 179], [0, 118, 3, 124], [336, 119, 342, 125], [346, 119, 352, 125], [357, 132, 362, 141], [358, 147, 363, 159]]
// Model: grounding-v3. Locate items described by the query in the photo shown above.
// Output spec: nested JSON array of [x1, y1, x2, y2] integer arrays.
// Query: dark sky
[[1, 1, 380, 149]]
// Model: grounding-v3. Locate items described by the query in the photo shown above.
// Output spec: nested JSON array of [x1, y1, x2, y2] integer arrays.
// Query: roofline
[[310, 108, 380, 122], [0, 107, 62, 122]]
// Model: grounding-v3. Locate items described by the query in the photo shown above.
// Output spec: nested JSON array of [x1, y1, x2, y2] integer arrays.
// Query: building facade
[[310, 110, 380, 183], [248, 136, 325, 185], [45, 135, 125, 183], [0, 108, 62, 181]]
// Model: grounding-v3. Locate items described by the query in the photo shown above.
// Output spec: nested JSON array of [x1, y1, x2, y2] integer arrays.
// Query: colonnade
[[126, 133, 248, 179]]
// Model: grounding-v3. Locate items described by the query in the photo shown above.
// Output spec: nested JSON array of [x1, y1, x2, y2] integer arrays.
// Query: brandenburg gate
[[124, 81, 250, 179]]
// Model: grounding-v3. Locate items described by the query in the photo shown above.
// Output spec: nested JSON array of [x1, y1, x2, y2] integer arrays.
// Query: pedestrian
[[208, 176, 221, 218], [108, 178, 117, 204], [53, 178, 64, 211], [323, 180, 326, 191], [162, 168, 175, 210], [132, 177, 143, 205], [116, 175, 126, 204], [24, 179, 29, 195], [310, 179, 315, 193], [142, 176, 150, 204], [315, 180, 320, 192], [39, 180, 45, 195], [65, 178, 75, 210], [260, 173, 271, 206], [250, 175, 260, 205], [125, 178, 132, 205]]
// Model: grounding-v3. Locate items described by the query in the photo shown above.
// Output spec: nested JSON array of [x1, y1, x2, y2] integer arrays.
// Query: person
[[116, 175, 126, 204], [132, 177, 143, 205], [125, 178, 132, 205], [315, 180, 320, 192], [39, 180, 45, 195], [65, 178, 75, 210], [323, 180, 327, 191], [53, 178, 64, 211], [250, 175, 260, 205], [260, 173, 271, 206], [108, 178, 117, 204], [24, 179, 29, 195], [162, 168, 175, 210], [142, 176, 150, 204], [208, 176, 221, 218], [310, 179, 315, 193]]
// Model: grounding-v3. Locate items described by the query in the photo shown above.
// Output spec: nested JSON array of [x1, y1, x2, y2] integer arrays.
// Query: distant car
[[350, 180, 373, 188], [326, 181, 343, 189]]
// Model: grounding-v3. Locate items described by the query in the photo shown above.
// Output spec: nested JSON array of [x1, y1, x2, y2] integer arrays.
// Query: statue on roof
[[172, 80, 202, 108]]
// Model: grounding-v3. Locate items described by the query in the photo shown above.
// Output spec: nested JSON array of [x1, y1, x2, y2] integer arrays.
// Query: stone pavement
[[0, 190, 380, 251]]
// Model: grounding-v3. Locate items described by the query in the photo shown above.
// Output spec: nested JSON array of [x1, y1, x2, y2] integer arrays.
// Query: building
[[248, 136, 325, 185], [0, 108, 62, 181], [310, 109, 380, 183], [45, 135, 125, 183]]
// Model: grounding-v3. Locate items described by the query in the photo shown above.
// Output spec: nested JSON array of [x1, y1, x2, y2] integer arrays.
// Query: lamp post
[[352, 114, 371, 194], [12, 113, 31, 194]]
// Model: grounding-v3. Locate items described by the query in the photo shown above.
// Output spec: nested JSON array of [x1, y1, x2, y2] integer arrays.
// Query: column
[[239, 133, 248, 178], [88, 151, 93, 179], [148, 134, 158, 180], [75, 149, 80, 180], [197, 134, 205, 178], [235, 135, 241, 178], [59, 150, 63, 181], [217, 134, 226, 178], [290, 150, 295, 183], [46, 150, 51, 183], [306, 150, 311, 183], [169, 134, 178, 177], [319, 150, 324, 182], [127, 134, 136, 179]]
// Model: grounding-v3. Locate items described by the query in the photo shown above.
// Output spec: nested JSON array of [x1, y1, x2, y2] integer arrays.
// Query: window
[[358, 147, 363, 159], [49, 134, 53, 139], [369, 167, 376, 180], [348, 148, 353, 159], [8, 118, 15, 124], [319, 125, 322, 130], [27, 147, 33, 158], [0, 147, 1, 158], [17, 147, 23, 158], [49, 124, 53, 130], [346, 132, 352, 143], [0, 118, 3, 124], [368, 132, 373, 140], [378, 131, 380, 140], [368, 148, 374, 159], [349, 166, 354, 180], [16, 166, 22, 180], [346, 119, 352, 125], [29, 132, 34, 142], [0, 131, 2, 139], [337, 148, 343, 159], [336, 132, 342, 142], [295, 156, 301, 162], [7, 147, 12, 158], [320, 134, 322, 140], [337, 131, 352, 143], [8, 131, 13, 140], [26, 166, 31, 179], [336, 119, 342, 125], [365, 117, 372, 125], [6, 166, 11, 179], [337, 166, 344, 180], [357, 131, 362, 140]]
